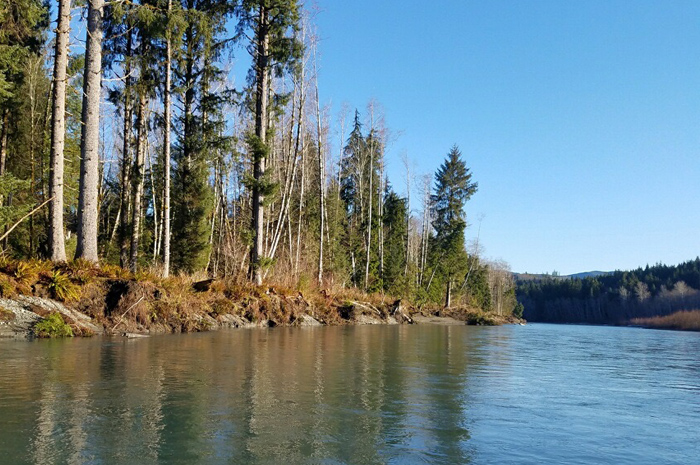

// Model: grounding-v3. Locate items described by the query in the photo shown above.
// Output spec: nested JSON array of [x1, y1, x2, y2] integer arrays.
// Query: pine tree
[[382, 187, 408, 295], [340, 111, 366, 285], [237, 0, 302, 284], [171, 0, 231, 273], [429, 145, 478, 307]]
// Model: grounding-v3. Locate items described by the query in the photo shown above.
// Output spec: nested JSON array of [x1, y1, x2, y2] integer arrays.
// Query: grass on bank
[[0, 258, 516, 335], [631, 310, 700, 331]]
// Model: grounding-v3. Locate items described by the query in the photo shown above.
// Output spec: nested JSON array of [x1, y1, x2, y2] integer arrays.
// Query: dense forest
[[517, 258, 700, 324], [0, 0, 517, 315]]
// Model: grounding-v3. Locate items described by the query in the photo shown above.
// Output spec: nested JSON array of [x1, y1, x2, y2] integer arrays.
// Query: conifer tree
[[382, 188, 408, 295], [237, 0, 302, 284], [171, 0, 231, 273], [429, 145, 478, 307]]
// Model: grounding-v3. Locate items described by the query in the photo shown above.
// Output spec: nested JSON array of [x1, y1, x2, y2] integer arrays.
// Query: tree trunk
[[129, 93, 147, 272], [248, 5, 269, 285], [364, 123, 374, 290], [48, 0, 71, 262], [162, 0, 172, 277], [314, 46, 325, 286], [119, 26, 134, 268], [445, 278, 452, 308], [0, 109, 8, 176], [75, 0, 104, 263]]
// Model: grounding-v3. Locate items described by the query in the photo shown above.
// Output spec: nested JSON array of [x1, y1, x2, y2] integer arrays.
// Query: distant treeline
[[517, 258, 700, 324]]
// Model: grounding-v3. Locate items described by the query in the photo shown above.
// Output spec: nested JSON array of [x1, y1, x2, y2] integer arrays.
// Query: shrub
[[0, 275, 17, 298], [47, 270, 79, 302], [61, 259, 100, 285], [13, 261, 38, 286], [33, 312, 74, 338]]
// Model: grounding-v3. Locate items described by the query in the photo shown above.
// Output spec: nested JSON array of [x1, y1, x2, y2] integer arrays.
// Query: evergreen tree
[[382, 187, 408, 295], [171, 0, 231, 273], [429, 145, 478, 307], [0, 0, 48, 253], [237, 0, 302, 284], [340, 111, 364, 284]]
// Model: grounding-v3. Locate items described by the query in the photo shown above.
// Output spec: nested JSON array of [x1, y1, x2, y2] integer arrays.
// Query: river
[[0, 324, 698, 464]]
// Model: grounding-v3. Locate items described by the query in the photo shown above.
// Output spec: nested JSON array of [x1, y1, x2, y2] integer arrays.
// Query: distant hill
[[566, 271, 610, 279], [514, 270, 610, 282]]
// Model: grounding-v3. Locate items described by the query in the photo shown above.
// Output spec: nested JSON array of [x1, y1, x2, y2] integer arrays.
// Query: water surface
[[0, 324, 698, 464]]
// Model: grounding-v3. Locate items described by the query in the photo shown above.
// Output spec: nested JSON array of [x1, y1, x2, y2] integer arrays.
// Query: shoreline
[[0, 261, 522, 340]]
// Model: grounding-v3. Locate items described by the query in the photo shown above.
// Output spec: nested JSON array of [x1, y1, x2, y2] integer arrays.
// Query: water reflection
[[0, 326, 487, 464], [1, 324, 698, 464]]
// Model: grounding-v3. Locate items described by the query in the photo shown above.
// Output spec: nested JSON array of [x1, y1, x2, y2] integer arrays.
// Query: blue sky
[[312, 0, 700, 274]]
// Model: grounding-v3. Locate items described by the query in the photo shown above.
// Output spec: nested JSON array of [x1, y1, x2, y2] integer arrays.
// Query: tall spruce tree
[[171, 0, 230, 273], [382, 187, 408, 295], [237, 0, 302, 285], [429, 145, 477, 307]]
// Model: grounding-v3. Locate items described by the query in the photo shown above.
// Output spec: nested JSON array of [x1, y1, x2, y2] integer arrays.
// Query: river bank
[[0, 260, 520, 338], [630, 310, 700, 332]]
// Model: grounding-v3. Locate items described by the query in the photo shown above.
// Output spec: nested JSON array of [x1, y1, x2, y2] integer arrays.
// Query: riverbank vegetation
[[0, 0, 521, 331], [517, 259, 700, 325], [631, 310, 700, 332], [0, 258, 521, 337]]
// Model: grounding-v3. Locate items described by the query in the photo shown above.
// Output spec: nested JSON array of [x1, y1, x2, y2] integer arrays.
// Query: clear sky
[[312, 0, 700, 275]]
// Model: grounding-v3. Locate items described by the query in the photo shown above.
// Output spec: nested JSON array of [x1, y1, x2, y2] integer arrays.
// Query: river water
[[0, 324, 698, 464]]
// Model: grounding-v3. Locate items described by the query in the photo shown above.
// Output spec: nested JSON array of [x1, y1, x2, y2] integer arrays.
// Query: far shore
[[630, 310, 700, 332]]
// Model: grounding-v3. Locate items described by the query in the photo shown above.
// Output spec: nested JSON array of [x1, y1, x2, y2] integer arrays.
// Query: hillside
[[516, 258, 700, 325]]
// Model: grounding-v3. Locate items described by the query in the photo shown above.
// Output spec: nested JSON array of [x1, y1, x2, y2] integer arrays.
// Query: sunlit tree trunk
[[314, 45, 325, 285], [119, 27, 134, 269], [249, 5, 270, 285], [130, 93, 147, 271], [162, 0, 172, 277], [48, 0, 71, 262], [76, 0, 104, 262]]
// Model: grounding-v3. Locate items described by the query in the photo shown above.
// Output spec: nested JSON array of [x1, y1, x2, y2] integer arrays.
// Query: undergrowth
[[33, 312, 74, 338], [0, 258, 511, 335]]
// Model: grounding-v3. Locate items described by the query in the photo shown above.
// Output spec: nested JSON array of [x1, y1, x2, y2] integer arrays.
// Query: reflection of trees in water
[[3, 326, 495, 464]]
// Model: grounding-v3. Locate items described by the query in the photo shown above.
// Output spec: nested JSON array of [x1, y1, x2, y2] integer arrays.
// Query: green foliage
[[382, 189, 408, 294], [517, 258, 700, 323], [33, 312, 73, 338], [0, 0, 48, 104], [513, 302, 524, 319], [0, 174, 31, 227], [46, 270, 79, 302], [427, 146, 478, 306], [464, 261, 492, 311], [235, 0, 303, 77]]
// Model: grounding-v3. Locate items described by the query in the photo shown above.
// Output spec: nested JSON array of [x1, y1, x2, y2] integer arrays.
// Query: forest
[[0, 0, 517, 317], [517, 258, 700, 324]]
